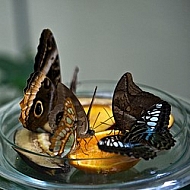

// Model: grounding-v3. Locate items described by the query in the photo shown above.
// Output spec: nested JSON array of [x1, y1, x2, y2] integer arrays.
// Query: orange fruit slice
[[68, 130, 140, 174]]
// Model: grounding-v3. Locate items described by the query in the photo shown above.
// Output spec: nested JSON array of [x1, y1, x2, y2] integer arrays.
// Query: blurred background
[[0, 0, 190, 105]]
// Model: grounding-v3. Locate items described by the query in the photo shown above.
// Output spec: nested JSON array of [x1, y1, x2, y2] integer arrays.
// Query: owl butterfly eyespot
[[98, 72, 175, 160], [34, 100, 43, 117]]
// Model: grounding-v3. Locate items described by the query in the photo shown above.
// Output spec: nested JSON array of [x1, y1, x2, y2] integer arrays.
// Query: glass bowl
[[0, 80, 189, 189]]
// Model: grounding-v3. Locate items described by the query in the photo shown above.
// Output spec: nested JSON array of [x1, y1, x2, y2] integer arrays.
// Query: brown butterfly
[[98, 72, 175, 160], [19, 29, 95, 157]]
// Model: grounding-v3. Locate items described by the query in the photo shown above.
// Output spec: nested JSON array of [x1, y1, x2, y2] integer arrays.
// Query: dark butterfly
[[19, 29, 95, 157], [98, 72, 175, 160]]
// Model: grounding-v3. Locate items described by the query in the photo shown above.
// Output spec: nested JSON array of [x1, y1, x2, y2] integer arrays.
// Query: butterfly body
[[98, 72, 175, 160]]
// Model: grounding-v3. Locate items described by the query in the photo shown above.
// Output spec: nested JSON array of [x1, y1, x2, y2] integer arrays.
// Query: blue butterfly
[[98, 73, 175, 160]]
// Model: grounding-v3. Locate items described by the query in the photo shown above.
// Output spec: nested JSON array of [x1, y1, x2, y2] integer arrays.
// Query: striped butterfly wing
[[134, 101, 175, 150], [98, 135, 157, 160]]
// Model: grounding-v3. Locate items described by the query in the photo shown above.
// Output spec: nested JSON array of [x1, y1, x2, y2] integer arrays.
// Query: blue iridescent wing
[[133, 100, 175, 150], [98, 134, 157, 160]]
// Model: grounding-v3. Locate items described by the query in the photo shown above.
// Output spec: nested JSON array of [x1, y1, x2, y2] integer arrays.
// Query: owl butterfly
[[19, 29, 94, 157], [98, 72, 175, 160]]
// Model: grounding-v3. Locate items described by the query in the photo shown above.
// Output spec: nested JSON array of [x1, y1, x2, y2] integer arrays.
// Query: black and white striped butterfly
[[98, 72, 175, 160]]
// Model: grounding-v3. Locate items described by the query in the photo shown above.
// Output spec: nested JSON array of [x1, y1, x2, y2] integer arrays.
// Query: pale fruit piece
[[68, 130, 140, 174], [14, 128, 70, 175]]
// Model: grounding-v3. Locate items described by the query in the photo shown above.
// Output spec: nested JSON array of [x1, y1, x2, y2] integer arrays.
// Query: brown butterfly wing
[[19, 29, 60, 132], [25, 29, 61, 93], [112, 72, 161, 131], [49, 83, 93, 138], [49, 96, 77, 157], [34, 29, 61, 85], [48, 79, 95, 156], [19, 72, 57, 132]]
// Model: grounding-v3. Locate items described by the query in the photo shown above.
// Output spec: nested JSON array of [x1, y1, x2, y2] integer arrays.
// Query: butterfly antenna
[[86, 86, 97, 135], [94, 115, 114, 129], [103, 107, 114, 123], [70, 66, 79, 93], [86, 86, 97, 119], [94, 106, 114, 131], [92, 112, 101, 129]]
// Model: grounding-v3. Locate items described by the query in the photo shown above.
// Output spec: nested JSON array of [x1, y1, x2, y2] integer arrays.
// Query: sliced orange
[[68, 130, 140, 174]]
